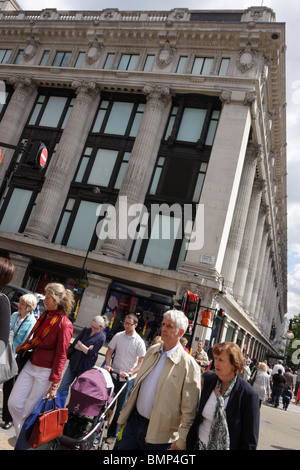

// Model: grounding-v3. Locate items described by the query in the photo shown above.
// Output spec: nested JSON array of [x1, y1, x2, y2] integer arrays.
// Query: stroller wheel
[[47, 439, 58, 450], [100, 442, 110, 450]]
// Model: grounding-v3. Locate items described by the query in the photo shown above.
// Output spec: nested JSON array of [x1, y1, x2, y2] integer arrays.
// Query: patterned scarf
[[199, 374, 238, 450], [16, 310, 62, 353]]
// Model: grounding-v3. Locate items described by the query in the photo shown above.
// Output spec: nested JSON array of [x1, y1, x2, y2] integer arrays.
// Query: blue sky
[[19, 0, 300, 316]]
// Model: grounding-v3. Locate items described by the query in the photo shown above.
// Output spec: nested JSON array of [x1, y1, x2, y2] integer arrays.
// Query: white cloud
[[288, 263, 300, 315]]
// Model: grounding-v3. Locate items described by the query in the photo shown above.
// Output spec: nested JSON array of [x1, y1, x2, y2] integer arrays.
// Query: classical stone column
[[9, 253, 31, 286], [249, 227, 269, 319], [181, 90, 253, 278], [255, 240, 272, 325], [219, 316, 231, 343], [75, 273, 112, 328], [259, 258, 273, 332], [233, 178, 266, 303], [24, 80, 100, 241], [240, 330, 247, 354], [243, 204, 268, 313], [232, 325, 241, 344], [220, 145, 260, 291], [0, 75, 37, 182], [100, 85, 171, 259]]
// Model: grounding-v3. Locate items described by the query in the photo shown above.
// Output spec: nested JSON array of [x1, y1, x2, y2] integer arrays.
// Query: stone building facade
[[0, 4, 287, 360]]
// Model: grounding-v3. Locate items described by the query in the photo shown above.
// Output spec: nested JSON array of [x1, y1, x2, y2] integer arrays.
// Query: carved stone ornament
[[220, 90, 232, 104], [23, 40, 40, 62], [71, 80, 99, 99], [86, 40, 102, 64], [237, 45, 257, 73], [156, 41, 176, 69]]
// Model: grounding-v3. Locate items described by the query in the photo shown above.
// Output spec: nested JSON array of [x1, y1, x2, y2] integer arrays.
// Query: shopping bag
[[15, 391, 68, 450], [0, 331, 18, 383], [28, 397, 68, 448]]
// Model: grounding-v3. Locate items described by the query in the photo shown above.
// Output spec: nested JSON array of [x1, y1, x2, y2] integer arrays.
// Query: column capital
[[220, 89, 232, 104], [143, 84, 172, 106], [8, 74, 37, 94], [244, 90, 257, 106], [253, 177, 267, 193], [71, 80, 100, 99]]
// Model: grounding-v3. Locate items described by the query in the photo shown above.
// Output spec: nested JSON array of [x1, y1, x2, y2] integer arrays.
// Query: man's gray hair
[[163, 309, 189, 334]]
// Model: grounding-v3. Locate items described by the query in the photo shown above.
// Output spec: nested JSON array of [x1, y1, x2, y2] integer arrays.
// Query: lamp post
[[285, 317, 300, 340]]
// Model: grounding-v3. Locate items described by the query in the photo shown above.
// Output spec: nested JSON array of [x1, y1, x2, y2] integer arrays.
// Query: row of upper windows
[[0, 47, 230, 76]]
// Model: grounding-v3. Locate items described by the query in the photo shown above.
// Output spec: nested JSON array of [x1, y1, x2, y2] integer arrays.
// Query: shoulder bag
[[249, 369, 258, 386], [0, 293, 18, 383], [0, 330, 18, 384], [67, 341, 76, 360], [28, 398, 69, 448]]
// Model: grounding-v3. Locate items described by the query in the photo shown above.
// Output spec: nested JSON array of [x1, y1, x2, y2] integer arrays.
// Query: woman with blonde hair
[[8, 283, 74, 437], [251, 362, 271, 407]]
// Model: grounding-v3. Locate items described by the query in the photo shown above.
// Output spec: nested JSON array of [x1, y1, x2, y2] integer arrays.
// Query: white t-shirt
[[136, 344, 179, 419], [198, 390, 229, 445], [108, 330, 146, 378], [271, 364, 285, 376]]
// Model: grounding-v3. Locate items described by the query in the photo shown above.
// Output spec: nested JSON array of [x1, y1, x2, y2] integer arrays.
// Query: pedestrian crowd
[[0, 255, 298, 451], [245, 356, 297, 411]]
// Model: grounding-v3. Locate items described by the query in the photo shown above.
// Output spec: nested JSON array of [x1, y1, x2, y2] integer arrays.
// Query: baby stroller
[[50, 367, 126, 450]]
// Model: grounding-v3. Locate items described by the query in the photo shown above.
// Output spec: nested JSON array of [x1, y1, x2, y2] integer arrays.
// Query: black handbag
[[16, 349, 32, 372], [67, 343, 76, 360]]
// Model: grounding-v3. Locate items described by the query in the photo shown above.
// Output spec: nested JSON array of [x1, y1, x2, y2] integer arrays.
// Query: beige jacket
[[118, 343, 201, 450]]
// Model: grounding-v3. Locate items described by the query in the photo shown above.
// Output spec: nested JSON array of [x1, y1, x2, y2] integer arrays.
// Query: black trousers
[[2, 376, 16, 422]]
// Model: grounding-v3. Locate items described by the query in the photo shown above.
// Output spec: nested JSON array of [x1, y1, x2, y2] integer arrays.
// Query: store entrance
[[104, 282, 173, 343]]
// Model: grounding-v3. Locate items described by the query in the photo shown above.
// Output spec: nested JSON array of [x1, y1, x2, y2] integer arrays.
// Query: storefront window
[[104, 282, 173, 341]]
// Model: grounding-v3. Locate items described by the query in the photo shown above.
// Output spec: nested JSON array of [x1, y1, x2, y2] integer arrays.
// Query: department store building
[[0, 3, 287, 360]]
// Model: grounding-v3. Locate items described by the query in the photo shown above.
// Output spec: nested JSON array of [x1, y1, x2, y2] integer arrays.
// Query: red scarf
[[16, 310, 62, 353]]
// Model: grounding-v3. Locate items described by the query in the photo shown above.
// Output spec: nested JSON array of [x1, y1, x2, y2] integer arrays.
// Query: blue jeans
[[58, 365, 78, 392], [117, 410, 171, 450], [272, 386, 282, 408]]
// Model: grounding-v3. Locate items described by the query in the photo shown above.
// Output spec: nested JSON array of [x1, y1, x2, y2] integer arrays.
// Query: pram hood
[[68, 367, 114, 417]]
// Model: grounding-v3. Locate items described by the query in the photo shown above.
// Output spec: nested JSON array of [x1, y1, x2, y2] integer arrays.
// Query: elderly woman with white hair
[[58, 315, 108, 393], [1, 293, 37, 430]]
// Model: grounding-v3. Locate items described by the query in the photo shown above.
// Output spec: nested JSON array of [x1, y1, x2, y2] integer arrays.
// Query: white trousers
[[8, 360, 51, 437]]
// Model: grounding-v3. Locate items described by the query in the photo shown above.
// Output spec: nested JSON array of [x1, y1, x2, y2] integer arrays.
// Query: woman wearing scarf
[[186, 342, 260, 450], [8, 283, 74, 437]]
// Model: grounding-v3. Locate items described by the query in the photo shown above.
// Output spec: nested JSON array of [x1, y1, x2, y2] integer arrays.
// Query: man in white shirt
[[271, 360, 285, 376], [104, 313, 146, 444]]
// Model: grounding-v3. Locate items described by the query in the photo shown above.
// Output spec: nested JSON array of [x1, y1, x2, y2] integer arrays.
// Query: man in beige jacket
[[117, 309, 201, 450]]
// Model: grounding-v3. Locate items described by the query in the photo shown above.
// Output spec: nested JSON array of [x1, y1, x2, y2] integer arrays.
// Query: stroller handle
[[108, 368, 129, 381]]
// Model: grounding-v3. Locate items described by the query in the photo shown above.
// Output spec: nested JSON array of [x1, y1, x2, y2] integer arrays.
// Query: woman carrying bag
[[8, 283, 74, 438], [1, 293, 37, 430]]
